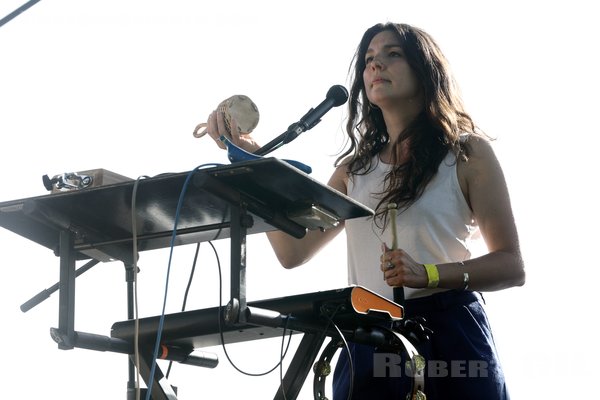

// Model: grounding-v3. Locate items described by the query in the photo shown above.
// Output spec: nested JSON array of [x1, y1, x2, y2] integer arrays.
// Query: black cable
[[165, 242, 201, 379], [181, 242, 201, 312], [327, 318, 354, 400], [211, 241, 294, 377], [319, 305, 354, 400], [165, 197, 228, 379], [279, 319, 290, 400]]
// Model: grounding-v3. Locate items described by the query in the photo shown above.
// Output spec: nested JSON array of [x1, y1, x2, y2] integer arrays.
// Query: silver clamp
[[42, 172, 93, 192]]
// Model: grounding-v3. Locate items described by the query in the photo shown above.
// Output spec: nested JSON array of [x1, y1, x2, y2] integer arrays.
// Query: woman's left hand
[[380, 244, 429, 288]]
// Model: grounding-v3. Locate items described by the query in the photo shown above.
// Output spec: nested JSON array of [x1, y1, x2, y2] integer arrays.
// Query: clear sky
[[1, 1, 599, 399]]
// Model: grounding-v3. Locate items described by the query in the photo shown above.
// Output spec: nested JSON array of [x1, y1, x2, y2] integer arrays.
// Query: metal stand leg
[[133, 350, 178, 400], [124, 263, 138, 400], [228, 204, 248, 324], [274, 333, 326, 400], [57, 230, 76, 349]]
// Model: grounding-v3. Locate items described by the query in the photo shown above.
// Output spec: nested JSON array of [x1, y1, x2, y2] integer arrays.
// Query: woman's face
[[362, 30, 423, 110]]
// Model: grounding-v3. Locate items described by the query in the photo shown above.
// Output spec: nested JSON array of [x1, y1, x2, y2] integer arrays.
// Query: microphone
[[297, 84, 349, 132], [254, 85, 348, 156]]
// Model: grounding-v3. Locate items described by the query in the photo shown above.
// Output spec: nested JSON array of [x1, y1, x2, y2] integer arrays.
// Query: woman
[[205, 22, 525, 400]]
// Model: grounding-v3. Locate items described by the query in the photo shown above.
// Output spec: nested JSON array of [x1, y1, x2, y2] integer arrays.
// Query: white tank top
[[345, 152, 479, 300]]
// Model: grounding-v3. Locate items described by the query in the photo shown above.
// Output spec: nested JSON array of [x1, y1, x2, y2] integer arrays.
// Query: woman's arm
[[381, 137, 526, 292], [205, 108, 350, 269], [437, 137, 526, 291], [266, 163, 349, 268]]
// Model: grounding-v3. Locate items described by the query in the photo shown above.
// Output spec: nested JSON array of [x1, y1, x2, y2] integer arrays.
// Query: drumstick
[[383, 203, 398, 281], [388, 202, 398, 250], [387, 203, 405, 305]]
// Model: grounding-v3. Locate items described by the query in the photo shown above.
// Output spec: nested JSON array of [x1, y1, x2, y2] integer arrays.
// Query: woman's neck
[[379, 138, 411, 164], [381, 105, 422, 142], [378, 107, 422, 164]]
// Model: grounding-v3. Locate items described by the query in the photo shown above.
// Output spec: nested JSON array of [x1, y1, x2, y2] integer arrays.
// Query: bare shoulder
[[458, 135, 502, 179], [463, 134, 497, 162], [456, 135, 507, 209]]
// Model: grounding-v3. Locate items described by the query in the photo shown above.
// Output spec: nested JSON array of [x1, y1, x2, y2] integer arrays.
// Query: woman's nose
[[370, 55, 384, 69]]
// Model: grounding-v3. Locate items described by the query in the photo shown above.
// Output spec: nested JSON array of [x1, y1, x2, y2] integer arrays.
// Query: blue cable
[[144, 163, 223, 400]]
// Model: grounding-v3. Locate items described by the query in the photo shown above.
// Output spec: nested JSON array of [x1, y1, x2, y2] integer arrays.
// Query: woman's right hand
[[204, 109, 261, 153]]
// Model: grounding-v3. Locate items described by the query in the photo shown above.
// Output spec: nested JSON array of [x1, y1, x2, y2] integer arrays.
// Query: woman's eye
[[365, 56, 374, 64]]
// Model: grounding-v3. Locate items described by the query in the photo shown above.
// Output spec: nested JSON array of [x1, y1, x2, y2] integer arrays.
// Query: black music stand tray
[[0, 158, 375, 399]]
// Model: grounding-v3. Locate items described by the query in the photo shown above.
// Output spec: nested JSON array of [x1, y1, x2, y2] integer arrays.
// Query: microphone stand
[[254, 85, 348, 156], [253, 122, 303, 156]]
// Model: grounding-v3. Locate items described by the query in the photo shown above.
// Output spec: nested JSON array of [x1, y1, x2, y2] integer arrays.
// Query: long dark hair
[[337, 22, 484, 222]]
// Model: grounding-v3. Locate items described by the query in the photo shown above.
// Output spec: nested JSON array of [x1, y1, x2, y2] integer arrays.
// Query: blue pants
[[332, 290, 510, 400]]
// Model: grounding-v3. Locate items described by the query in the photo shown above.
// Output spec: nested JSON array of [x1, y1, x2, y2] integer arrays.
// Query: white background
[[1, 1, 599, 399]]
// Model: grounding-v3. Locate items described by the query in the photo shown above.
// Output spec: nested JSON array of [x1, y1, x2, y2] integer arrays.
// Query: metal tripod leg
[[133, 349, 178, 400], [57, 230, 76, 349], [274, 333, 326, 400]]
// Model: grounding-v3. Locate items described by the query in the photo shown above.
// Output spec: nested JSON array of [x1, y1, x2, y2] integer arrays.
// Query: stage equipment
[[254, 85, 348, 156], [0, 158, 426, 399], [111, 285, 425, 400], [42, 168, 131, 193]]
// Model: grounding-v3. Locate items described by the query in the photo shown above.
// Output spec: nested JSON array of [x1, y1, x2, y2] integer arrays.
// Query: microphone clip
[[281, 122, 305, 145]]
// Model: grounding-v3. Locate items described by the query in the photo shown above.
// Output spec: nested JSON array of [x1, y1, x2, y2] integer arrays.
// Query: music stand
[[0, 157, 373, 399]]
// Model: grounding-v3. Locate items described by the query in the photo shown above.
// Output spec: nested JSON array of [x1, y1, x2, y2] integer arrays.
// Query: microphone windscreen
[[326, 85, 349, 107]]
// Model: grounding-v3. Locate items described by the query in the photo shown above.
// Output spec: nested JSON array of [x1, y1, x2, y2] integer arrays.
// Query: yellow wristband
[[423, 263, 439, 288]]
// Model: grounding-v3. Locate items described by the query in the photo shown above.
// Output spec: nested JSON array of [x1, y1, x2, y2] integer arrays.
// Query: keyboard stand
[[0, 158, 373, 399]]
